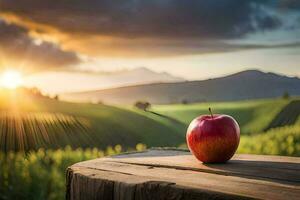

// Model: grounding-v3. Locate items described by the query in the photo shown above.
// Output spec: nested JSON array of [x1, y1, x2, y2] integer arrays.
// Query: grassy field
[[1, 92, 300, 200], [159, 98, 300, 157], [0, 92, 184, 151], [152, 98, 292, 134], [1, 91, 299, 152]]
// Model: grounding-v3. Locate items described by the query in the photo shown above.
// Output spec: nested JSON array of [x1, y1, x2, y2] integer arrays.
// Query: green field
[[1, 93, 300, 200], [0, 94, 184, 152], [1, 93, 300, 153], [152, 98, 292, 134]]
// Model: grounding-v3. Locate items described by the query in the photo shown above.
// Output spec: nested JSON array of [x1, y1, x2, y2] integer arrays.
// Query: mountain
[[24, 67, 184, 94], [112, 67, 184, 83], [62, 70, 300, 104]]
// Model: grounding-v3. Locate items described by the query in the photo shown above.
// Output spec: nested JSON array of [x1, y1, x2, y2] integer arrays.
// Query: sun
[[0, 70, 23, 89]]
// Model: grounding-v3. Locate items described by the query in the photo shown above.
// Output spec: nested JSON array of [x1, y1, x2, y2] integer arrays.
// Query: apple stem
[[209, 107, 213, 119]]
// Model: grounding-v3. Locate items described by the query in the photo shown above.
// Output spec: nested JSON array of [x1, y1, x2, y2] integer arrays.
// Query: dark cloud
[[279, 0, 300, 10], [0, 0, 299, 57], [0, 21, 81, 71], [0, 0, 283, 39]]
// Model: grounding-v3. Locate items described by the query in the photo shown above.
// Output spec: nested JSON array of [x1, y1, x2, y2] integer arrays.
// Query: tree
[[282, 91, 290, 99], [54, 95, 59, 100], [181, 99, 188, 104], [28, 87, 43, 97], [134, 101, 151, 111]]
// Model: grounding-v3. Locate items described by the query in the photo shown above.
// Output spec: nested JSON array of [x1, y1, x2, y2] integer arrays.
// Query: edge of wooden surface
[[66, 166, 254, 200], [111, 147, 300, 161], [66, 149, 300, 200]]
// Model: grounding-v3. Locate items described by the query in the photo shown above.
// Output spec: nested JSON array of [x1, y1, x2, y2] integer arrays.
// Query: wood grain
[[66, 149, 300, 200]]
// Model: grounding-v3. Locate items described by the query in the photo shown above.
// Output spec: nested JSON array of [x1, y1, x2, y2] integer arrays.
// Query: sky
[[0, 0, 299, 93]]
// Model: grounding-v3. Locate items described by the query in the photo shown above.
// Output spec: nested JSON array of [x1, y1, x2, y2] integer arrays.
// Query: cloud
[[279, 0, 300, 10], [0, 0, 299, 58], [0, 21, 81, 71]]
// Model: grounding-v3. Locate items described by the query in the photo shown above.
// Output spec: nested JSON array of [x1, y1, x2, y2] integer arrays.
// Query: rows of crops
[[265, 100, 300, 130], [0, 112, 91, 152], [0, 96, 187, 151]]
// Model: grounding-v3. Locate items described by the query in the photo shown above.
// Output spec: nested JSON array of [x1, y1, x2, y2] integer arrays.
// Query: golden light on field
[[0, 70, 23, 89]]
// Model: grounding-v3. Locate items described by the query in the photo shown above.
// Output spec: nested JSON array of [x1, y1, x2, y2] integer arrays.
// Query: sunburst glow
[[0, 70, 23, 89]]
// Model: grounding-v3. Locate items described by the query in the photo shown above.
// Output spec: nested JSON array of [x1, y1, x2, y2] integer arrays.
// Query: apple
[[186, 108, 240, 163]]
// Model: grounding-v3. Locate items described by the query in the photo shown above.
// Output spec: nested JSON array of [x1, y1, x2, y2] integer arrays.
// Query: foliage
[[282, 91, 290, 99], [0, 87, 46, 100], [53, 95, 59, 100], [238, 125, 300, 156], [0, 144, 145, 200], [134, 101, 151, 111], [181, 99, 189, 104]]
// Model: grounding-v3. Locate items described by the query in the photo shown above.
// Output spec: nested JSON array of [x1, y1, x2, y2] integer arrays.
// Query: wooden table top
[[66, 149, 300, 200]]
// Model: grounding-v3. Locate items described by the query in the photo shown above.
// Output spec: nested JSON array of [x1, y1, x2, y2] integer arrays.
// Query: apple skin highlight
[[186, 114, 240, 163]]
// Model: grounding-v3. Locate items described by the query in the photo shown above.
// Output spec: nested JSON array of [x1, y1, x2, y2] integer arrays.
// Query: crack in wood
[[74, 165, 136, 176]]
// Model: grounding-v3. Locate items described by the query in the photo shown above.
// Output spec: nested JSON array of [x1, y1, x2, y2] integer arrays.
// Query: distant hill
[[112, 67, 184, 83], [25, 67, 184, 94], [62, 70, 300, 104]]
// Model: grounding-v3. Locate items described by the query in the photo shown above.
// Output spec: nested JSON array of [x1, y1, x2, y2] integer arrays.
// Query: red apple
[[186, 108, 240, 163]]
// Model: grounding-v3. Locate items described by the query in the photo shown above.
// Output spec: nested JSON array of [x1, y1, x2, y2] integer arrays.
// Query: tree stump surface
[[66, 149, 300, 200]]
